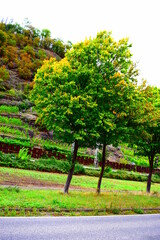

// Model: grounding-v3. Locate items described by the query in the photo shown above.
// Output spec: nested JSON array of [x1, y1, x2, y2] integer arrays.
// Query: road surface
[[0, 214, 160, 240]]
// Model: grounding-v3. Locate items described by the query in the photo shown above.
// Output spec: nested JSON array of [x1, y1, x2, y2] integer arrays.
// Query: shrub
[[85, 168, 160, 183], [0, 66, 9, 81], [23, 45, 35, 58], [18, 66, 32, 80], [104, 166, 112, 173], [0, 151, 85, 175], [5, 45, 19, 67], [7, 39, 16, 47], [127, 156, 148, 167], [37, 49, 47, 60], [18, 99, 33, 110], [0, 30, 7, 47], [18, 148, 31, 161], [18, 52, 33, 79], [8, 89, 16, 96]]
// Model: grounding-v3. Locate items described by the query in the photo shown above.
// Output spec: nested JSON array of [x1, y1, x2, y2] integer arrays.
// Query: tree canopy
[[66, 31, 138, 193], [127, 82, 160, 192], [31, 31, 139, 193], [30, 56, 99, 193]]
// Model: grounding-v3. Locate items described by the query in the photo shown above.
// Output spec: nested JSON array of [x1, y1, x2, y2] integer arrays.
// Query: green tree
[[30, 31, 138, 194], [52, 39, 65, 58], [128, 82, 160, 193], [66, 31, 138, 193], [30, 57, 98, 193], [41, 29, 51, 40]]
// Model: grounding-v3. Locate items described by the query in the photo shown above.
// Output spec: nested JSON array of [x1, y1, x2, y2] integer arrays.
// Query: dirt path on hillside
[[0, 172, 93, 191]]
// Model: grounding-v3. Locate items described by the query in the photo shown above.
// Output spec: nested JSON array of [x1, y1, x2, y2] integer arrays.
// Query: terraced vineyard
[[0, 103, 96, 162]]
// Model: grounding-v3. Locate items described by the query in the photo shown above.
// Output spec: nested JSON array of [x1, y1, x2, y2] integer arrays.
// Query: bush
[[0, 151, 85, 175], [23, 45, 35, 58], [18, 148, 31, 161], [37, 49, 47, 60], [104, 167, 112, 173], [85, 168, 160, 183], [0, 30, 7, 47], [18, 66, 32, 80], [127, 156, 148, 167], [0, 66, 9, 81]]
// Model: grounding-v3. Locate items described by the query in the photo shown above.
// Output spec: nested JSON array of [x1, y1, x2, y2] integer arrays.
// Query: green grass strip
[[0, 167, 160, 192], [0, 188, 159, 210]]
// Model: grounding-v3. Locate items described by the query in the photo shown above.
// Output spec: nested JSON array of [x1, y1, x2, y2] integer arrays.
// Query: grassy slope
[[0, 168, 160, 216], [1, 167, 160, 192]]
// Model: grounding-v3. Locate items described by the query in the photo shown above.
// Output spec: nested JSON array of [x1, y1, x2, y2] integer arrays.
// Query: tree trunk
[[64, 140, 78, 194], [97, 142, 106, 194], [146, 155, 154, 193]]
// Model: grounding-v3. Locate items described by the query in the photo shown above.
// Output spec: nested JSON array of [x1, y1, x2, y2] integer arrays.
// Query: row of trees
[[0, 19, 72, 57], [30, 31, 160, 194]]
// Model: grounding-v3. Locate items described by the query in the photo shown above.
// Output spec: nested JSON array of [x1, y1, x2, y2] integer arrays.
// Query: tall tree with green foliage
[[30, 57, 98, 193], [66, 31, 138, 193], [127, 82, 160, 193], [30, 31, 138, 194]]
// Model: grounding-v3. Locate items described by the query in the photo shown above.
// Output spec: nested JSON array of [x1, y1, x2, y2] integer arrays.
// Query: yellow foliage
[[67, 109, 72, 115], [84, 37, 90, 46], [71, 96, 80, 101], [116, 80, 127, 88], [114, 72, 121, 78]]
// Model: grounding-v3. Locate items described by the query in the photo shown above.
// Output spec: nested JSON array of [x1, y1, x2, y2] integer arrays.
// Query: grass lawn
[[0, 167, 160, 192], [0, 188, 159, 210], [0, 167, 160, 216]]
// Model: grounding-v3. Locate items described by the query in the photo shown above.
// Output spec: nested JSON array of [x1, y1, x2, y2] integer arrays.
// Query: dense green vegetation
[[30, 31, 139, 193], [0, 152, 160, 183], [0, 20, 159, 198], [30, 30, 160, 193], [0, 151, 85, 175], [0, 19, 71, 88], [121, 144, 150, 167]]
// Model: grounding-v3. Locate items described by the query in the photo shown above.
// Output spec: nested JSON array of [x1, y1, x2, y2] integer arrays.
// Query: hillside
[[0, 20, 73, 126], [0, 21, 159, 172], [0, 20, 71, 96]]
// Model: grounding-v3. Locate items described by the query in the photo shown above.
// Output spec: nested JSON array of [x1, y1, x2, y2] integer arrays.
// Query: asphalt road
[[0, 214, 160, 240]]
